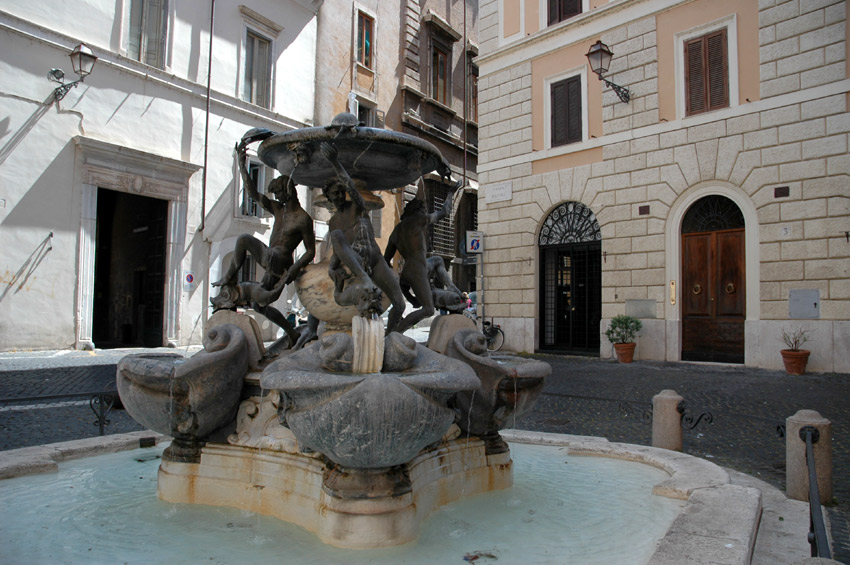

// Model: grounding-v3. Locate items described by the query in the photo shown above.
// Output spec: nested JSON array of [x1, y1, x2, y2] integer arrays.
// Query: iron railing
[[800, 426, 831, 559], [0, 391, 115, 436]]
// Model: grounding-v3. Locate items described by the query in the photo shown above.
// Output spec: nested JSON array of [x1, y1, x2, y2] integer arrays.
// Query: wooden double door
[[681, 228, 745, 363]]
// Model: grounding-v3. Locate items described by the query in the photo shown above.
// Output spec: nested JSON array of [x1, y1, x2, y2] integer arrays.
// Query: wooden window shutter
[[551, 75, 581, 147], [566, 76, 581, 144], [706, 29, 728, 110], [685, 29, 728, 116]]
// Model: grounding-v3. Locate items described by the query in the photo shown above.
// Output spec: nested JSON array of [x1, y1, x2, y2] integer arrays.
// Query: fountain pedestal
[[157, 432, 511, 548]]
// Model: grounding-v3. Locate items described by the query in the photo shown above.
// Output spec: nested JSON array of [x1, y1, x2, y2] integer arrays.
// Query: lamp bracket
[[53, 79, 83, 102], [597, 74, 631, 103]]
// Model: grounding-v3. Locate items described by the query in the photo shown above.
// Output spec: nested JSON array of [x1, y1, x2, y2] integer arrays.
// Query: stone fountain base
[[157, 435, 512, 548]]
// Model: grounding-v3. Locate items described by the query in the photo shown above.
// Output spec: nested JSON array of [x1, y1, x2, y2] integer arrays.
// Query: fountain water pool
[[0, 439, 684, 564]]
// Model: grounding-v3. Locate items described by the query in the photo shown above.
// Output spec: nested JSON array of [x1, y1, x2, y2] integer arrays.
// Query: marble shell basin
[[116, 324, 248, 440], [261, 337, 479, 469], [445, 329, 550, 438]]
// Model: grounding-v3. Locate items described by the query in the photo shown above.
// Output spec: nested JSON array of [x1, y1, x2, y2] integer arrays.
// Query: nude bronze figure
[[319, 142, 406, 332], [383, 179, 461, 333], [211, 140, 316, 344]]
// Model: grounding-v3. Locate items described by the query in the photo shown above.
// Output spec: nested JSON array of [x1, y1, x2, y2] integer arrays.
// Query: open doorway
[[92, 188, 168, 348]]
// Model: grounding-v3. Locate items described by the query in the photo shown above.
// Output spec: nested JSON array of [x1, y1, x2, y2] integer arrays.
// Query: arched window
[[539, 202, 602, 245], [682, 195, 744, 233]]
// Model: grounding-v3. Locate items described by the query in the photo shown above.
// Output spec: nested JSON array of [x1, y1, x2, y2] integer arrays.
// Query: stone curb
[[0, 431, 165, 480]]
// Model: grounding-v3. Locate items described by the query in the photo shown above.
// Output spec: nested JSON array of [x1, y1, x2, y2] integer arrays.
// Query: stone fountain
[[116, 114, 550, 548]]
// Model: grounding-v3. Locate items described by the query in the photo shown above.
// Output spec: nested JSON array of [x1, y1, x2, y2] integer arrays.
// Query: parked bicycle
[[482, 319, 505, 352], [462, 311, 504, 351]]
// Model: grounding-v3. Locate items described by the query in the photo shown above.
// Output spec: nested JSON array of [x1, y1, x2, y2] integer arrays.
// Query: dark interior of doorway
[[92, 189, 167, 348]]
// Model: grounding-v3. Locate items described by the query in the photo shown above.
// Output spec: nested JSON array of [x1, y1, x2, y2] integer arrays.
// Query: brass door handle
[[692, 284, 702, 295], [725, 282, 735, 294]]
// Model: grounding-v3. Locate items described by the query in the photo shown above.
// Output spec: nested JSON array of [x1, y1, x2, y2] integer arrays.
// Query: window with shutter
[[685, 29, 728, 116], [128, 0, 168, 68], [551, 75, 582, 147], [548, 0, 582, 26], [244, 30, 272, 109]]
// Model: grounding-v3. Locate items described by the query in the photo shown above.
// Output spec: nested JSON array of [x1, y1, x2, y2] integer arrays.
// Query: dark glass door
[[540, 241, 602, 353]]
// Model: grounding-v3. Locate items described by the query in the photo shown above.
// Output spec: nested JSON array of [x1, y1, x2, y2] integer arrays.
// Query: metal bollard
[[652, 389, 683, 451], [786, 410, 832, 504]]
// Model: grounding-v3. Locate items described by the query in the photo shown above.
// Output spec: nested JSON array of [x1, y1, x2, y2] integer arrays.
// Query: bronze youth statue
[[212, 141, 316, 345], [383, 180, 461, 333], [319, 142, 406, 332]]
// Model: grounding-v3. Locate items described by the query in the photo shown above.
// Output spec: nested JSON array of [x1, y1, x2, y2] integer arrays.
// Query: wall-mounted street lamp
[[48, 43, 98, 102], [585, 40, 631, 103]]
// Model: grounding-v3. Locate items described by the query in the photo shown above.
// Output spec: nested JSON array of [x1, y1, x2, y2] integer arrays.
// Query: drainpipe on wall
[[200, 0, 215, 233]]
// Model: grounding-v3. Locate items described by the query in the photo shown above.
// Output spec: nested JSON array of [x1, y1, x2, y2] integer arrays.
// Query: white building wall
[[0, 1, 319, 350]]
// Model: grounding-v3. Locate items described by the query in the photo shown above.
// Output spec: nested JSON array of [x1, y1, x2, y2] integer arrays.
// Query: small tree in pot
[[780, 325, 812, 375], [605, 315, 643, 363]]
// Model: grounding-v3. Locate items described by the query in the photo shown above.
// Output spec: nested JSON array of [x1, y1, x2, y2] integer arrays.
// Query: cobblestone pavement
[[0, 346, 847, 561]]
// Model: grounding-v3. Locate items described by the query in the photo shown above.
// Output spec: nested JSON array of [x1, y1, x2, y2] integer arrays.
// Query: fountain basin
[[0, 431, 768, 564]]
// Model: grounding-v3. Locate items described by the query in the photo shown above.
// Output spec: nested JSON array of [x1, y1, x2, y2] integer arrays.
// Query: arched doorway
[[681, 195, 746, 363], [538, 202, 602, 354]]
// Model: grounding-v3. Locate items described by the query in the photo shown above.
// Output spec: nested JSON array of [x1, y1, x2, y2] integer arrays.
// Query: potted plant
[[780, 325, 812, 375], [605, 315, 643, 363]]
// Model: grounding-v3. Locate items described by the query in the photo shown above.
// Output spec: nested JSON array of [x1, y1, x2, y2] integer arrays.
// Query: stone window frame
[[423, 12, 462, 107], [674, 14, 739, 121], [543, 64, 589, 150], [239, 6, 283, 109]]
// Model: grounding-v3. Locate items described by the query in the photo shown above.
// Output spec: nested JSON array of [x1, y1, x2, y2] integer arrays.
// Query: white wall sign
[[485, 181, 512, 204], [467, 230, 484, 254], [183, 272, 196, 292]]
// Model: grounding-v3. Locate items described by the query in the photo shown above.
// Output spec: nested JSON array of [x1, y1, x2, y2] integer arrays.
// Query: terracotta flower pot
[[781, 349, 810, 375], [613, 342, 636, 363]]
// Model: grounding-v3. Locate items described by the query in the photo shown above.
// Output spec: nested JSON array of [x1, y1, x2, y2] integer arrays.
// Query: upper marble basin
[[257, 117, 450, 190]]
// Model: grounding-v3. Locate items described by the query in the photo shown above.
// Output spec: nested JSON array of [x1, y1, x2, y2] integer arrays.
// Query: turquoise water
[[0, 442, 683, 564]]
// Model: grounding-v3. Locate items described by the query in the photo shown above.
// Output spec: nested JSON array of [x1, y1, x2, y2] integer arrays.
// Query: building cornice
[[478, 0, 682, 74]]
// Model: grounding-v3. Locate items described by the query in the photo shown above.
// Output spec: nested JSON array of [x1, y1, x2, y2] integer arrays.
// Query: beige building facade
[[314, 0, 479, 289], [477, 0, 849, 371]]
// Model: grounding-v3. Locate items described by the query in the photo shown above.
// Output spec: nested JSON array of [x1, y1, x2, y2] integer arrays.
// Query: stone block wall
[[759, 0, 847, 98], [476, 0, 850, 369]]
